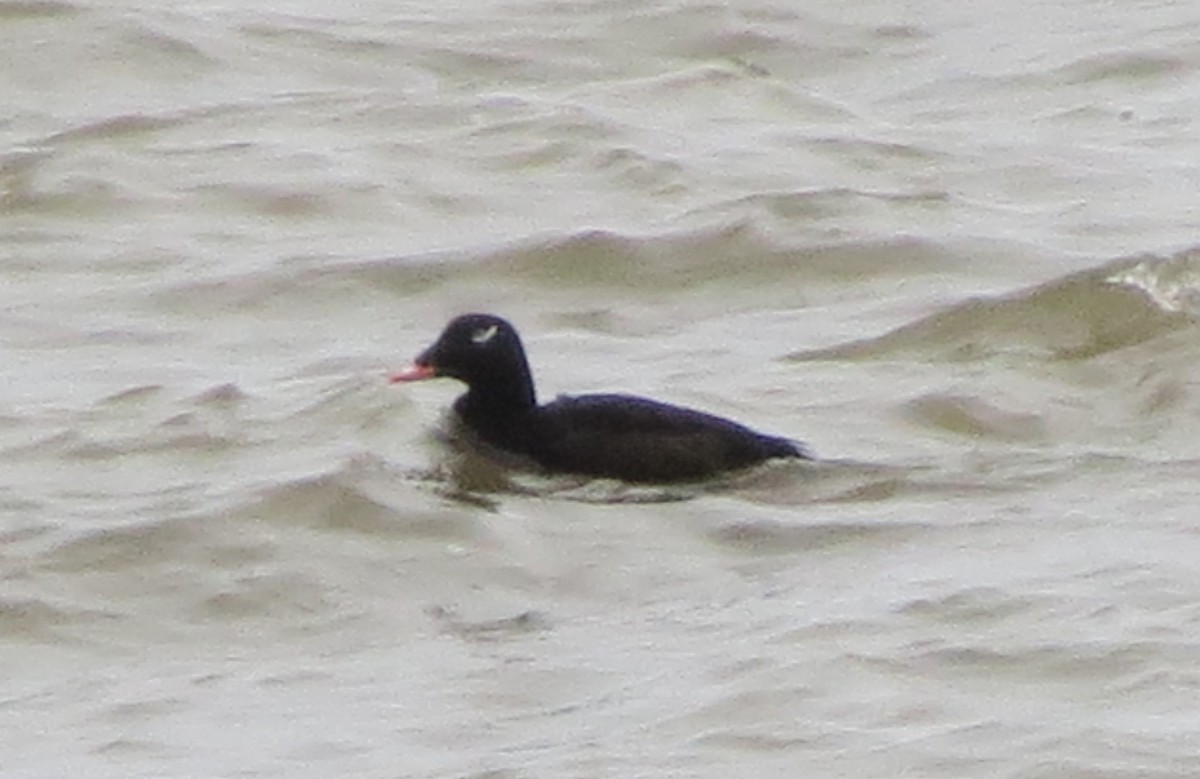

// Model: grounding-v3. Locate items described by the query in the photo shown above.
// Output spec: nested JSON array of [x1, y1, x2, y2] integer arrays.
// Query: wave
[[231, 460, 487, 541], [154, 221, 968, 320], [5, 383, 254, 462], [0, 1, 79, 21], [788, 248, 1200, 364], [1053, 49, 1192, 86], [700, 513, 929, 555], [426, 604, 550, 643], [783, 248, 1200, 455], [0, 595, 119, 643], [17, 454, 482, 641], [901, 394, 1049, 444]]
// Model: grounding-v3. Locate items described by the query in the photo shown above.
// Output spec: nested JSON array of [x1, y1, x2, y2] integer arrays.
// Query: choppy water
[[4, 0, 1200, 776]]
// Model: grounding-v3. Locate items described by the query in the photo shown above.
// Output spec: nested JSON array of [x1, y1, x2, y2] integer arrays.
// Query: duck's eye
[[471, 324, 499, 345]]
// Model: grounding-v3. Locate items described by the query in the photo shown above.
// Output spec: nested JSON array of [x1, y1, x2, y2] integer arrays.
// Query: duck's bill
[[389, 364, 437, 383]]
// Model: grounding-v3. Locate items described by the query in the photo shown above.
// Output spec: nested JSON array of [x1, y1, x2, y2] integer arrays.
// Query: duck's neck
[[453, 381, 536, 454], [459, 384, 535, 417], [456, 359, 538, 424]]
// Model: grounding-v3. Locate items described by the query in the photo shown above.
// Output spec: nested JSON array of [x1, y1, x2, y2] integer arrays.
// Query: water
[[4, 0, 1200, 776]]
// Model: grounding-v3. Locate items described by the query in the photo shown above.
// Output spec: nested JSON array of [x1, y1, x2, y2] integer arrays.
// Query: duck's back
[[525, 393, 807, 482]]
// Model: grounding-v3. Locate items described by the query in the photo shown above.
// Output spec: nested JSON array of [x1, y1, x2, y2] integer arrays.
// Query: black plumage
[[391, 314, 809, 482]]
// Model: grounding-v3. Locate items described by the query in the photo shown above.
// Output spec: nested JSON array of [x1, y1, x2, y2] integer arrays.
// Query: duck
[[390, 314, 809, 482]]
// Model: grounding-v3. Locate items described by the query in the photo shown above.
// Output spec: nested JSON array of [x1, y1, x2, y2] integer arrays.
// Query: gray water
[[4, 0, 1200, 776]]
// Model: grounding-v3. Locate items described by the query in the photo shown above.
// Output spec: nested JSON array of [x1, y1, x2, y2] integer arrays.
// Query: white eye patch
[[471, 324, 499, 345]]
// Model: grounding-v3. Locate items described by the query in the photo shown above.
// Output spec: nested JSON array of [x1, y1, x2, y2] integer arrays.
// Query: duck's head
[[390, 314, 536, 407]]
